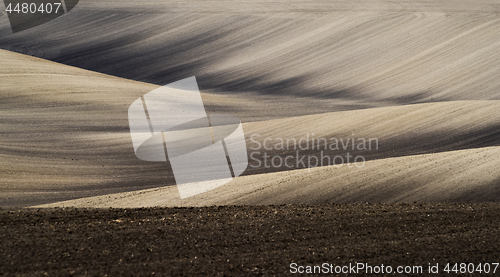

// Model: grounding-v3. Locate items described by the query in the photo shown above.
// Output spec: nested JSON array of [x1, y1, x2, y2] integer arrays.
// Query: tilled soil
[[1, 203, 500, 276]]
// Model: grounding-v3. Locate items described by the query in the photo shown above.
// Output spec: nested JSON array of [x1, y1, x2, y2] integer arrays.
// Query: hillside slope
[[1, 1, 500, 106], [37, 146, 500, 207]]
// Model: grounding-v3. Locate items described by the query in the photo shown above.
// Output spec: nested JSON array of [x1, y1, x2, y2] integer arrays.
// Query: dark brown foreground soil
[[1, 203, 500, 276]]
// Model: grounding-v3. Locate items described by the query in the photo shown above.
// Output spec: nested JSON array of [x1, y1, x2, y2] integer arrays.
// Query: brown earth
[[2, 203, 500, 276]]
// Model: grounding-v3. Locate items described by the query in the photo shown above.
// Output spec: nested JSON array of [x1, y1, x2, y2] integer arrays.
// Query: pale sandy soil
[[1, 49, 500, 206], [36, 146, 500, 207], [0, 0, 499, 206], [2, 1, 500, 105]]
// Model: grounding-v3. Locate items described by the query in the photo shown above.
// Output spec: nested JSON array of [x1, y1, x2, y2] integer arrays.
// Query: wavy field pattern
[[0, 0, 499, 206]]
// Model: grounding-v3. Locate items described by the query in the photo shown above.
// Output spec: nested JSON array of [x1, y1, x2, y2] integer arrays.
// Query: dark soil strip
[[1, 203, 499, 276]]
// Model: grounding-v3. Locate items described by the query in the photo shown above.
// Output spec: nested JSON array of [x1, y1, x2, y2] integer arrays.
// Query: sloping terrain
[[37, 146, 500, 207], [1, 50, 309, 206], [2, 50, 500, 207], [1, 1, 500, 106], [1, 1, 500, 275], [1, 0, 500, 206]]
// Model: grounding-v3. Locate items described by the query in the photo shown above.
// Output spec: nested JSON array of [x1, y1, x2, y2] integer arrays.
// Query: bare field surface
[[1, 0, 500, 207], [2, 49, 500, 206], [1, 1, 500, 105], [2, 204, 500, 276], [1, 1, 500, 275], [0, 50, 364, 206], [37, 147, 500, 208]]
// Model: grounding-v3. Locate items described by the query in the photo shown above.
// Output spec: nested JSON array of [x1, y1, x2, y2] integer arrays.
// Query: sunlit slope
[[0, 50, 298, 205], [243, 100, 500, 162], [2, 50, 500, 206], [1, 1, 499, 107], [0, 49, 164, 206], [0, 50, 339, 206], [36, 146, 500, 207]]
